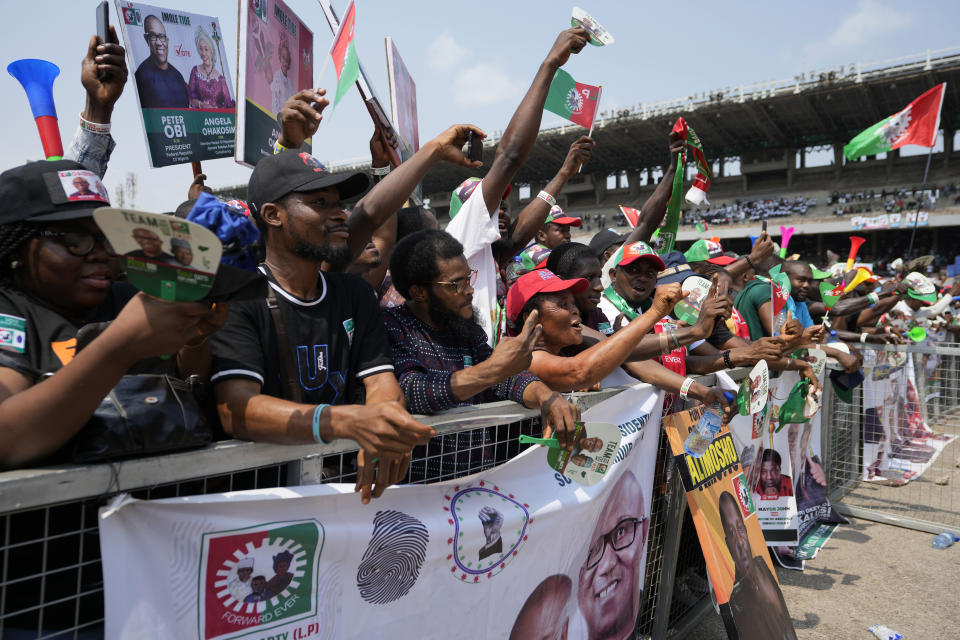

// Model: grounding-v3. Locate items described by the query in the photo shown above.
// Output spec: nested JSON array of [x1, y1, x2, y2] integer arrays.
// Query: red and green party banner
[[330, 0, 359, 108], [843, 83, 945, 160], [544, 68, 601, 129], [684, 123, 712, 205]]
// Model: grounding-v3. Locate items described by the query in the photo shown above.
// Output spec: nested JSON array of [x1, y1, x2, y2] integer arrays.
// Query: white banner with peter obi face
[[100, 384, 663, 640]]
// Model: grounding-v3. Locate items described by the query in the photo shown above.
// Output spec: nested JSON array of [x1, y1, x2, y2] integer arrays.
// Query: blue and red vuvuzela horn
[[7, 59, 63, 161]]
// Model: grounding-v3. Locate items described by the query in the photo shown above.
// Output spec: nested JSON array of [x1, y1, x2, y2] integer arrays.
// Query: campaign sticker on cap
[[94, 208, 222, 301], [571, 7, 614, 46], [546, 421, 622, 486], [57, 170, 110, 204], [673, 275, 712, 325]]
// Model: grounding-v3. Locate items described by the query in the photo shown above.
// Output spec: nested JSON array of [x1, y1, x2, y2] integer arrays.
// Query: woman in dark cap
[[0, 160, 225, 468]]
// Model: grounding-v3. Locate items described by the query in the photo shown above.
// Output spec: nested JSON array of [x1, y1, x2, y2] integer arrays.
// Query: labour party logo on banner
[[732, 472, 755, 518], [197, 520, 324, 640]]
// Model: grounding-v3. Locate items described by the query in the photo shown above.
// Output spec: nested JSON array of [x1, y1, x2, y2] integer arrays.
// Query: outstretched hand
[[545, 28, 589, 68], [431, 124, 487, 169], [560, 136, 596, 177], [694, 274, 732, 337], [667, 130, 685, 171], [81, 26, 127, 120], [488, 309, 542, 378], [651, 282, 684, 317], [277, 88, 329, 148]]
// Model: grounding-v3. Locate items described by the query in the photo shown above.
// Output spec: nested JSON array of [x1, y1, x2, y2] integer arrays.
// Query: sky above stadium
[[2, 0, 958, 211]]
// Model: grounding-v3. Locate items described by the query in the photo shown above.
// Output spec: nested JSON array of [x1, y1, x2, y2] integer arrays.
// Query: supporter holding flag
[[443, 27, 591, 346]]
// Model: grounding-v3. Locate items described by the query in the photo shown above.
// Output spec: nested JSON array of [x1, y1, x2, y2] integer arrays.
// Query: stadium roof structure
[[321, 46, 960, 197]]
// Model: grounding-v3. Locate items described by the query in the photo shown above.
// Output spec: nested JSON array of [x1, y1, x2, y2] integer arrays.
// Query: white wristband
[[867, 293, 879, 306], [679, 377, 695, 400], [860, 332, 868, 343], [537, 190, 557, 207], [371, 165, 391, 176], [79, 114, 111, 135]]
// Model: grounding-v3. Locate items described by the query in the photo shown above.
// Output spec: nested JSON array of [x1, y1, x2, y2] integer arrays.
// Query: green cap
[[908, 326, 927, 342]]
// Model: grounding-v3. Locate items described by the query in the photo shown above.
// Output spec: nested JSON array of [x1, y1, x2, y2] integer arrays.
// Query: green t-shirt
[[734, 279, 771, 341]]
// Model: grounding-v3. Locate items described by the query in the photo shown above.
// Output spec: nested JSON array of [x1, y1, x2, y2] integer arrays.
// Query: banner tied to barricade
[[100, 385, 665, 640], [860, 348, 956, 486], [663, 407, 797, 640]]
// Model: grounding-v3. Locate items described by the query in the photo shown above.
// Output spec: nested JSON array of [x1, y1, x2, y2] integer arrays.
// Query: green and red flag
[[695, 221, 709, 234], [544, 69, 601, 129], [843, 83, 945, 160], [820, 280, 844, 309], [330, 0, 360, 108], [619, 204, 640, 228]]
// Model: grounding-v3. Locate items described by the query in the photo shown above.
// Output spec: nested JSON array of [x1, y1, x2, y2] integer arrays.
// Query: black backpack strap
[[264, 268, 303, 403]]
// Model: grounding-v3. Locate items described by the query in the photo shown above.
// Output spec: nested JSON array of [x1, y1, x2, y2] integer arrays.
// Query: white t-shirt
[[445, 180, 501, 347]]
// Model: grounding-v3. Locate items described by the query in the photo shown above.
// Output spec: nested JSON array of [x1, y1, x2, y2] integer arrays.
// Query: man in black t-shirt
[[211, 119, 487, 503]]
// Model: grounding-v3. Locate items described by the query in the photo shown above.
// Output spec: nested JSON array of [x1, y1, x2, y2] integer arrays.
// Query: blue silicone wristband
[[312, 404, 330, 444]]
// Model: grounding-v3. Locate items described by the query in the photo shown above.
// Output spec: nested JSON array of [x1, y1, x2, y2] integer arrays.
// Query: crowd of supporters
[[3, 26, 959, 515], [682, 196, 816, 227]]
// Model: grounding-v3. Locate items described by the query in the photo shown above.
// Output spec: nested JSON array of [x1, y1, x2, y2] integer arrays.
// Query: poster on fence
[[860, 349, 955, 484], [722, 372, 799, 547], [236, 0, 314, 167], [663, 408, 797, 640], [100, 384, 663, 640], [722, 368, 845, 571], [116, 1, 236, 167]]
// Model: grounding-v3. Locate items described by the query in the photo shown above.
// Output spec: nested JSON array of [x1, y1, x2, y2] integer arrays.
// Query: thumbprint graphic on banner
[[356, 510, 429, 605], [442, 481, 531, 583], [197, 519, 323, 640]]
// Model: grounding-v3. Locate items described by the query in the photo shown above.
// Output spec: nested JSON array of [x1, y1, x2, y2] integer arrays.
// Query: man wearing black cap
[[588, 229, 627, 266], [211, 121, 485, 503]]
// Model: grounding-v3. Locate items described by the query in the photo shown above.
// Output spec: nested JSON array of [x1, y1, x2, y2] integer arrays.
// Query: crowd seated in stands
[[683, 196, 815, 227]]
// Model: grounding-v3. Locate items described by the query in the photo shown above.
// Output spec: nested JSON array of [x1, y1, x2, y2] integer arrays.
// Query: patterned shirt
[[66, 123, 116, 179], [382, 304, 538, 415]]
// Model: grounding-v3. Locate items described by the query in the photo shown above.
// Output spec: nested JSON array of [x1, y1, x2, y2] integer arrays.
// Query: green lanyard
[[602, 285, 651, 321]]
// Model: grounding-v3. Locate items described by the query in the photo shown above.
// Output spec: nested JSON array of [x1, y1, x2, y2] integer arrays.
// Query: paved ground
[[682, 516, 960, 639]]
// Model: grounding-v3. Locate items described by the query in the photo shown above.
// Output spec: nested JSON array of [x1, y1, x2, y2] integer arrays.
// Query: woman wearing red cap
[[504, 268, 683, 392]]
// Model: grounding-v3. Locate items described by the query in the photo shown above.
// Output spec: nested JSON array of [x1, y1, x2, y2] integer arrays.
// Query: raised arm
[[480, 28, 589, 214], [628, 131, 685, 244], [528, 284, 683, 391], [495, 136, 595, 266], [347, 124, 484, 259]]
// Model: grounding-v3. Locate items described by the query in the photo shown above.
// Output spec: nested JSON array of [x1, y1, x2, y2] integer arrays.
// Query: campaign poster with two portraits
[[116, 1, 236, 167]]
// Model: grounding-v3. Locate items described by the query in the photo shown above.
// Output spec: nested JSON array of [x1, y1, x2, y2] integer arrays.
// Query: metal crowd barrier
[[824, 342, 960, 537], [0, 372, 749, 639]]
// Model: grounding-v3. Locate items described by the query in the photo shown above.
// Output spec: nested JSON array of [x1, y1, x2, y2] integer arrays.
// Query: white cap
[[237, 557, 254, 569]]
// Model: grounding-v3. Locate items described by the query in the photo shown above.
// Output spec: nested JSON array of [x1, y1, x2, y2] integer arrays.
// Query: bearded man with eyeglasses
[[134, 14, 188, 108], [578, 469, 649, 640], [383, 229, 581, 480]]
